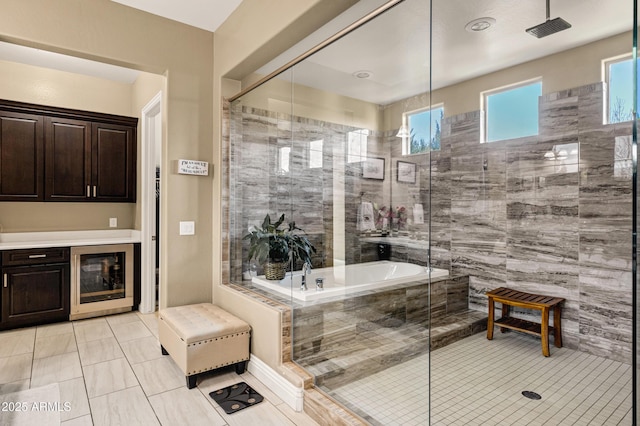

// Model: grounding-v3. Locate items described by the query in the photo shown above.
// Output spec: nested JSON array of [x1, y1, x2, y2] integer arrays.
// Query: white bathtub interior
[[251, 260, 449, 301]]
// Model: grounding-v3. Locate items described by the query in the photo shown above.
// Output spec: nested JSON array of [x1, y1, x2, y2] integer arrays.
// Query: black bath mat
[[209, 382, 264, 414]]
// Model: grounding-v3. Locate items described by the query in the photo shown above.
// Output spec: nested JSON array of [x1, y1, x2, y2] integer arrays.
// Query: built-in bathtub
[[251, 260, 449, 302]]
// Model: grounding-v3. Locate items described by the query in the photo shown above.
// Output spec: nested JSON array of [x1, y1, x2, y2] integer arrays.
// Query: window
[[605, 55, 639, 124], [347, 129, 368, 163], [278, 146, 290, 174], [483, 80, 541, 143], [309, 139, 323, 169], [401, 106, 443, 155]]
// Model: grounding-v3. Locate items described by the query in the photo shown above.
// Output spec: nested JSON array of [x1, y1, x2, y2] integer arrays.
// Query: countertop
[[0, 229, 141, 250]]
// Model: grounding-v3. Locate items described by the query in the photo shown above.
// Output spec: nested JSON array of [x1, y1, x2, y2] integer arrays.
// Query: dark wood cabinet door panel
[[1, 264, 70, 328], [44, 117, 91, 201], [92, 123, 136, 202], [0, 111, 44, 201]]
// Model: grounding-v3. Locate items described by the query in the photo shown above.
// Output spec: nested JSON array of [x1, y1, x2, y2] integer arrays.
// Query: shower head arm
[[545, 0, 551, 21]]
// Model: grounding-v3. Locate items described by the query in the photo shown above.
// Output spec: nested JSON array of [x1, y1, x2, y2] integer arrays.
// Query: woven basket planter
[[264, 261, 286, 280]]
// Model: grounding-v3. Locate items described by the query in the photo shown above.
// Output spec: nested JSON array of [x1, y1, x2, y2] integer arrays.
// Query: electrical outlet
[[109, 218, 117, 228], [179, 221, 195, 235]]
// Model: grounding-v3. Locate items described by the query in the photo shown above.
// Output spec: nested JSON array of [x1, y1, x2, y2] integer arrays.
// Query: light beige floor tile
[[83, 357, 139, 398], [105, 312, 140, 326], [274, 401, 320, 426], [31, 352, 83, 388], [77, 336, 124, 366], [0, 353, 33, 384], [131, 356, 184, 396], [213, 396, 296, 426], [90, 386, 159, 426], [36, 322, 74, 338], [119, 336, 163, 365], [136, 312, 159, 337], [34, 332, 77, 359], [110, 321, 152, 343], [0, 383, 61, 426], [0, 379, 30, 395], [61, 414, 94, 426], [0, 328, 35, 357], [73, 318, 113, 344], [148, 387, 226, 426], [59, 377, 90, 422]]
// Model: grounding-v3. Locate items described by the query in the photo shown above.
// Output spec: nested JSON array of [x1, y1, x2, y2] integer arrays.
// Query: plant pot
[[264, 261, 286, 280]]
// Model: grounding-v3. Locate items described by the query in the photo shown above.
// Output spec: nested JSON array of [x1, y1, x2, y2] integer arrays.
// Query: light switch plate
[[179, 221, 195, 235], [109, 218, 117, 228]]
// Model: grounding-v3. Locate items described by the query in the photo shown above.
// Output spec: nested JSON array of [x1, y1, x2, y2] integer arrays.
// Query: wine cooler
[[70, 244, 134, 320]]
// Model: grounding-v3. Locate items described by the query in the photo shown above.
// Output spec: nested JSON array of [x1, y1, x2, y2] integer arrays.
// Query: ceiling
[[256, 0, 633, 105], [0, 0, 632, 105], [110, 0, 243, 32]]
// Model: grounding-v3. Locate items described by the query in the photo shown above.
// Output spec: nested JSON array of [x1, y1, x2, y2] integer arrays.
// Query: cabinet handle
[[3, 274, 6, 288], [93, 186, 97, 197], [28, 254, 47, 259], [86, 185, 90, 197]]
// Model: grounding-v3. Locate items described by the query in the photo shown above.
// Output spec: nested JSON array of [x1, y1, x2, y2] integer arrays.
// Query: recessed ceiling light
[[352, 70, 373, 79], [465, 17, 496, 32]]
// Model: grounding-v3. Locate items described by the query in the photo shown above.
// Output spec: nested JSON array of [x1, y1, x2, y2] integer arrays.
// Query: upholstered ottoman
[[158, 303, 251, 389]]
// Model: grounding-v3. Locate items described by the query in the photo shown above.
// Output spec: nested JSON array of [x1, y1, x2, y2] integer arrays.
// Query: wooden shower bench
[[486, 287, 564, 357]]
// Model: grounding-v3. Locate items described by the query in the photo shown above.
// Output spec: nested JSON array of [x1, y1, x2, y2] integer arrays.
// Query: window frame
[[603, 53, 635, 125], [401, 104, 444, 155], [481, 77, 542, 143]]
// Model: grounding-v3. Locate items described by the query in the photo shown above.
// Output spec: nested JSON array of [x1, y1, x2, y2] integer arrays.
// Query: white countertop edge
[[0, 230, 141, 250]]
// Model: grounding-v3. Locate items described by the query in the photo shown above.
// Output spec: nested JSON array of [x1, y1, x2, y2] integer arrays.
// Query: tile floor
[[332, 331, 633, 425], [0, 312, 319, 426], [0, 311, 635, 425]]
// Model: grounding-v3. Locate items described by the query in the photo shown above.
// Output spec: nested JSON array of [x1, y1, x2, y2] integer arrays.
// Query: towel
[[413, 204, 424, 224], [357, 202, 376, 231]]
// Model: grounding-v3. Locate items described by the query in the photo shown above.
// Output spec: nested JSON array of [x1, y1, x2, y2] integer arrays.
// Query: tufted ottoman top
[[159, 303, 250, 344]]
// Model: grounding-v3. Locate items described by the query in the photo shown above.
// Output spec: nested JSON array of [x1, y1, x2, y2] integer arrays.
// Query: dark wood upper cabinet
[[92, 122, 136, 202], [0, 99, 137, 203], [45, 117, 91, 201], [0, 111, 44, 201]]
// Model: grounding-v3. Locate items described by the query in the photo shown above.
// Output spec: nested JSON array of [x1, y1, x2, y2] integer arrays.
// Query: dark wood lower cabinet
[[1, 263, 70, 329]]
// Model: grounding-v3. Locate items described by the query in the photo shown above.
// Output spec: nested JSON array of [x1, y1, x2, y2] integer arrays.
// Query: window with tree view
[[606, 55, 639, 124], [403, 106, 443, 155]]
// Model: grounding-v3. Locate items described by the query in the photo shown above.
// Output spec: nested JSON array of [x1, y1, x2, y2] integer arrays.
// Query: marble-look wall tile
[[227, 81, 632, 363]]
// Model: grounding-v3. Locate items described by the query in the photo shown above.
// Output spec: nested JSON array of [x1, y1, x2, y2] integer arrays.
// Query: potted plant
[[244, 213, 316, 280]]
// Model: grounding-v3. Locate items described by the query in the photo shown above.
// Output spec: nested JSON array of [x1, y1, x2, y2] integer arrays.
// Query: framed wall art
[[397, 161, 416, 183], [362, 157, 385, 180]]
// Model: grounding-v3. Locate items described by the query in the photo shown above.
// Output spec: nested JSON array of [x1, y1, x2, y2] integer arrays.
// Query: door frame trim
[[139, 91, 162, 314]]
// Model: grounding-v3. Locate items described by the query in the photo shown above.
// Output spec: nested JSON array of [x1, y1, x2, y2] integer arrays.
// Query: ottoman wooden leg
[[186, 375, 197, 389], [235, 361, 247, 374], [161, 345, 169, 356]]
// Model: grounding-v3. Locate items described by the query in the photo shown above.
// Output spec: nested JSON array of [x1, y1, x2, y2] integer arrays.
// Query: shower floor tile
[[330, 332, 632, 425]]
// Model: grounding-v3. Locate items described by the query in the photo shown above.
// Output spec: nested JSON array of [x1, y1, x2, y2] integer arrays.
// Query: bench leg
[[553, 305, 563, 348], [500, 304, 511, 333], [541, 308, 550, 357], [186, 375, 197, 389], [235, 360, 247, 375], [487, 296, 495, 340]]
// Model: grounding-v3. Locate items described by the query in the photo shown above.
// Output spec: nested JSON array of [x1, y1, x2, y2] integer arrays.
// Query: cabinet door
[[0, 111, 44, 201], [92, 122, 136, 202], [44, 117, 91, 201], [1, 264, 70, 329]]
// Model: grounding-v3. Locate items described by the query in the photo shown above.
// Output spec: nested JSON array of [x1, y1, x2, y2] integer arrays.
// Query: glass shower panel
[[284, 0, 433, 424], [228, 69, 296, 296], [635, 0, 639, 420]]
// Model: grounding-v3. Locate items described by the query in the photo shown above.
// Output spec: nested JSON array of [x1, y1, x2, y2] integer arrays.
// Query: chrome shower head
[[526, 0, 571, 38]]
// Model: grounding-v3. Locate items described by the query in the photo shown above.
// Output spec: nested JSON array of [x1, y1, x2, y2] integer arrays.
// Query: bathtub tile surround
[[292, 274, 486, 391]]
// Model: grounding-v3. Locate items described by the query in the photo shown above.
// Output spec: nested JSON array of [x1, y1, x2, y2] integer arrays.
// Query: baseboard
[[247, 354, 304, 412]]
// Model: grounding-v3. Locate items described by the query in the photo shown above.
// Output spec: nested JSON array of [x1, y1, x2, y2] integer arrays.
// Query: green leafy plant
[[244, 213, 316, 268]]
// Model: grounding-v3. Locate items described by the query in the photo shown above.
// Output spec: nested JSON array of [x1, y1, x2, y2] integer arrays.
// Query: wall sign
[[178, 159, 209, 176]]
